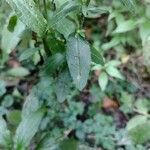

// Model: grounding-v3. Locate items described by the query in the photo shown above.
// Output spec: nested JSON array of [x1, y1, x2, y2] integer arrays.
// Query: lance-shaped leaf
[[127, 115, 150, 144], [82, 6, 109, 18], [91, 47, 104, 65], [120, 0, 136, 13], [98, 72, 108, 91], [14, 109, 45, 149], [0, 80, 6, 97], [44, 53, 65, 74], [0, 117, 11, 147], [5, 0, 47, 37], [67, 36, 91, 90], [56, 70, 72, 103], [19, 48, 40, 61], [1, 13, 25, 54], [54, 18, 76, 39], [49, 1, 79, 28]]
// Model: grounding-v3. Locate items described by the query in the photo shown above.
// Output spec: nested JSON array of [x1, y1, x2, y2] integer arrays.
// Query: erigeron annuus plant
[[0, 0, 139, 149]]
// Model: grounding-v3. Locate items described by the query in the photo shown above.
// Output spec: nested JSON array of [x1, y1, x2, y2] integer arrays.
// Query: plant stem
[[42, 0, 51, 56], [42, 37, 51, 56], [43, 0, 48, 19], [86, 0, 90, 6]]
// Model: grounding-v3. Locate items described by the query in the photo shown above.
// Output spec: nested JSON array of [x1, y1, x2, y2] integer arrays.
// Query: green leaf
[[120, 92, 134, 113], [127, 115, 147, 131], [135, 99, 150, 115], [7, 15, 17, 32], [91, 47, 104, 65], [105, 60, 121, 67], [67, 35, 91, 90], [128, 122, 150, 144], [22, 77, 53, 118], [0, 117, 11, 147], [56, 70, 72, 103], [0, 107, 7, 116], [54, 0, 69, 7], [120, 0, 136, 13], [7, 110, 21, 126], [102, 37, 120, 50], [60, 138, 78, 150], [143, 39, 150, 67], [82, 5, 109, 18], [44, 53, 65, 74], [54, 18, 76, 39], [14, 109, 45, 148], [22, 93, 40, 119], [1, 13, 25, 54], [106, 66, 124, 80], [19, 48, 40, 61], [46, 35, 66, 54], [98, 72, 108, 91], [36, 134, 61, 150], [49, 1, 79, 28], [139, 21, 150, 46], [2, 95, 14, 108], [113, 20, 136, 33], [0, 80, 6, 97], [7, 67, 30, 77], [5, 0, 47, 37], [91, 64, 103, 71], [127, 116, 150, 144]]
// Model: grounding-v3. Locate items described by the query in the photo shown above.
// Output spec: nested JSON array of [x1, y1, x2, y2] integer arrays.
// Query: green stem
[[42, 0, 51, 56], [42, 37, 51, 56], [86, 0, 90, 6], [37, 0, 41, 11], [43, 0, 48, 19]]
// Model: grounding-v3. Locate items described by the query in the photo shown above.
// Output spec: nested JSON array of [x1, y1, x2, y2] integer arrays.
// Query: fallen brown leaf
[[102, 96, 119, 109]]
